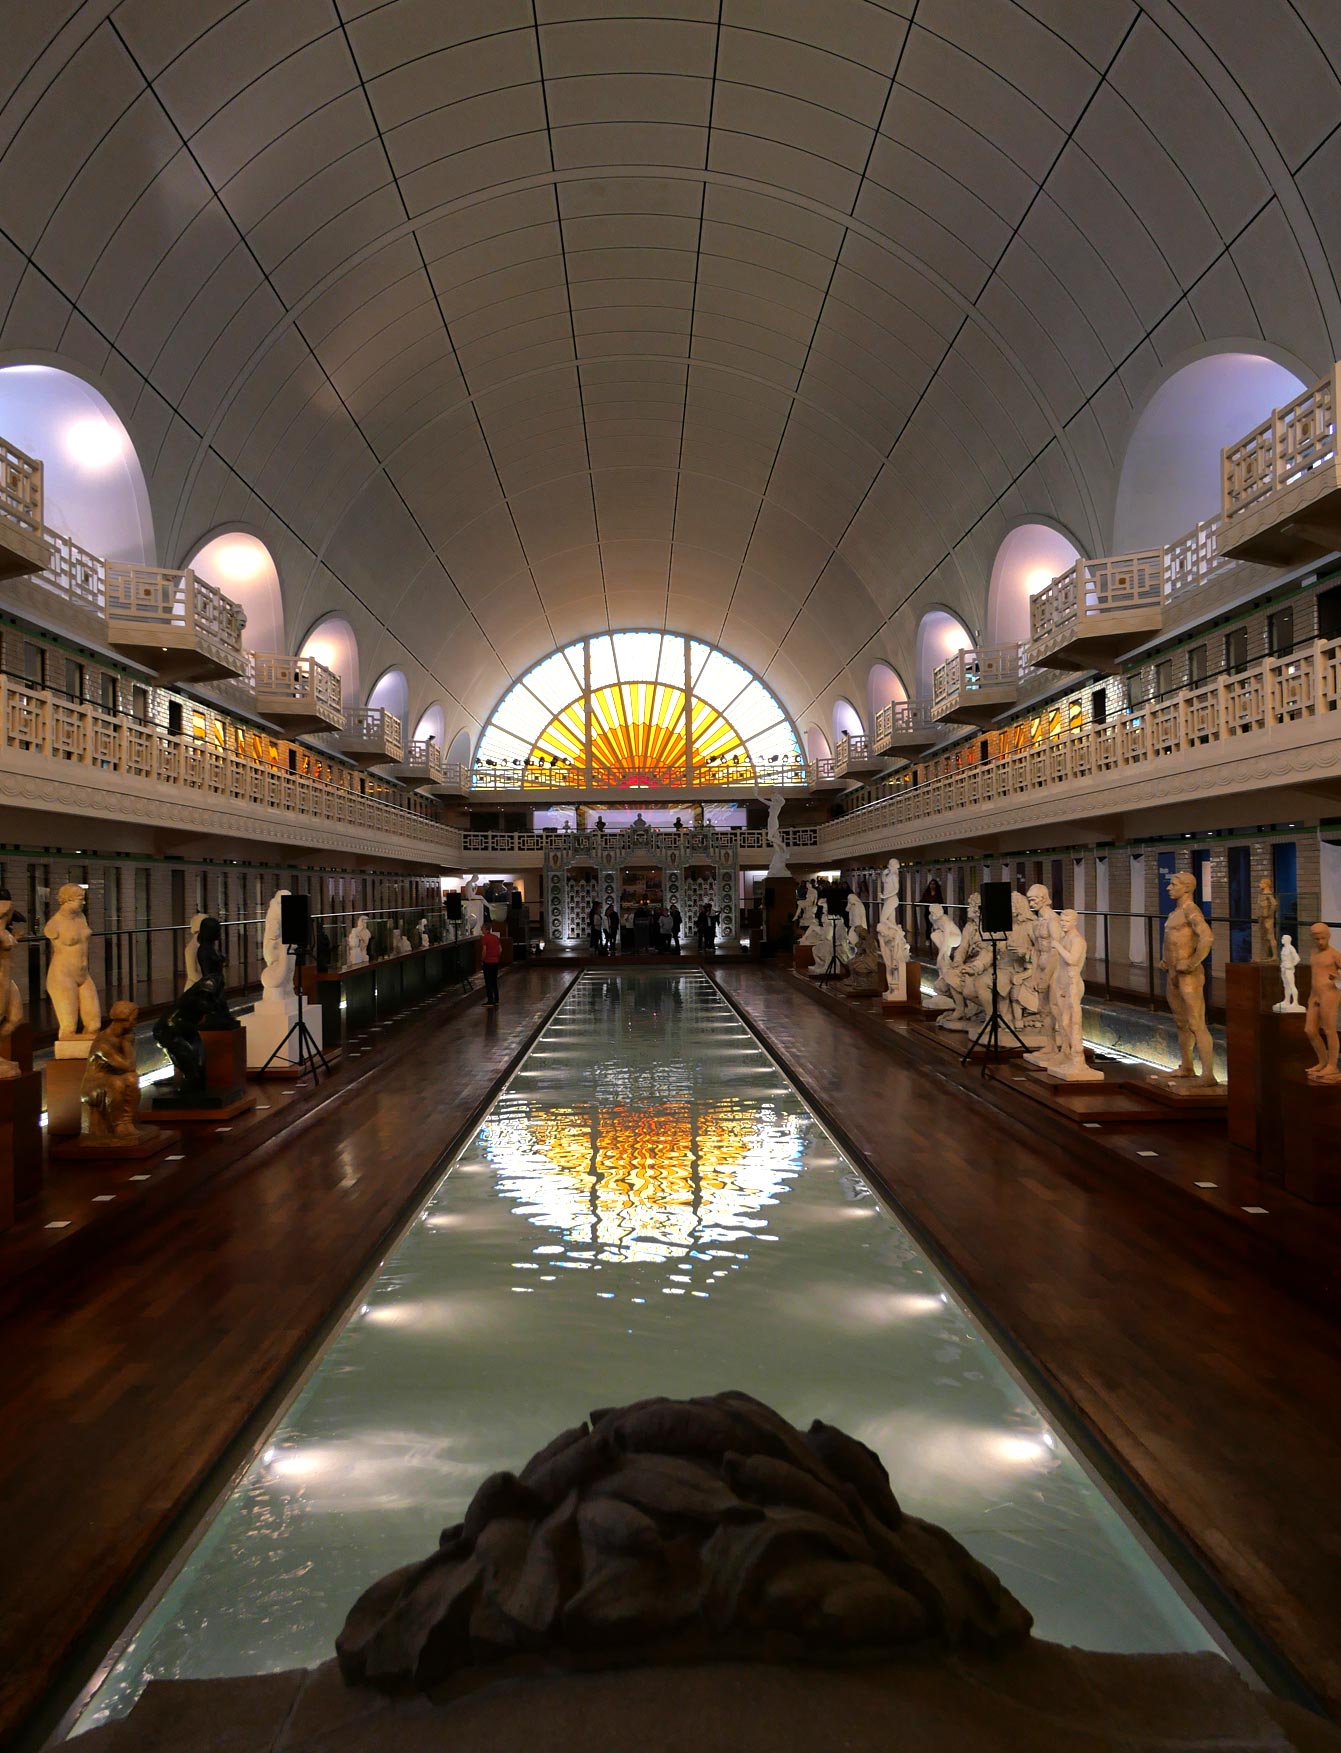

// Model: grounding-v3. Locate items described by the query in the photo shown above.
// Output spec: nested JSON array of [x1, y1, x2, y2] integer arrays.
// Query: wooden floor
[[713, 967, 1341, 1719], [0, 965, 576, 1751]]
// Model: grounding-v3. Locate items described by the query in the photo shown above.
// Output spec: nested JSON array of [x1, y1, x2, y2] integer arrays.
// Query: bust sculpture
[[80, 1001, 143, 1140], [1159, 871, 1216, 1084], [1274, 934, 1303, 1013], [347, 916, 371, 965], [261, 890, 293, 1000], [44, 883, 101, 1040], [1304, 922, 1341, 1083], [1255, 878, 1278, 960]]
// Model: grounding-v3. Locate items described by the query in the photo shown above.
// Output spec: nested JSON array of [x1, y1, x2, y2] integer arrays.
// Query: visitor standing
[[669, 902, 682, 948], [605, 901, 619, 954], [588, 900, 604, 954], [481, 920, 502, 1007], [696, 902, 715, 954], [658, 905, 673, 951]]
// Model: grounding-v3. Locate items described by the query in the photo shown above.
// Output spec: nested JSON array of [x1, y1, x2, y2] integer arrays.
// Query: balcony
[[831, 734, 883, 778], [1028, 550, 1165, 672], [873, 700, 940, 762], [425, 762, 470, 801], [383, 738, 443, 786], [931, 644, 1021, 725], [104, 564, 247, 683], [0, 438, 52, 577], [329, 705, 402, 766], [1221, 365, 1341, 565], [466, 758, 814, 796], [253, 654, 344, 734], [807, 757, 846, 797]]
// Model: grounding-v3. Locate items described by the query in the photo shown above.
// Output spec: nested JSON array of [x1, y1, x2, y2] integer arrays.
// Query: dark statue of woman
[[152, 978, 219, 1096], [193, 917, 238, 1029]]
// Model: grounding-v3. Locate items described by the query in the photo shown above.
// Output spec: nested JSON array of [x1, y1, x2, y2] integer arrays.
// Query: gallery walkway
[[713, 967, 1341, 1720]]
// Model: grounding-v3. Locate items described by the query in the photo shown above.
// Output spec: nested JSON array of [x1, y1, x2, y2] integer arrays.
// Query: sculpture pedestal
[[1246, 962, 1341, 1199], [1135, 1072, 1228, 1113], [0, 1021, 33, 1073], [50, 1125, 177, 1162], [150, 1090, 256, 1123], [881, 964, 923, 1013], [202, 1026, 248, 1094], [0, 1069, 43, 1218], [45, 1041, 93, 1137], [793, 945, 814, 974], [245, 996, 323, 1074]]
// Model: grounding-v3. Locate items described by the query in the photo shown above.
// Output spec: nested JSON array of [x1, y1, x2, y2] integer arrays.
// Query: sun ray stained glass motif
[[472, 632, 801, 785]]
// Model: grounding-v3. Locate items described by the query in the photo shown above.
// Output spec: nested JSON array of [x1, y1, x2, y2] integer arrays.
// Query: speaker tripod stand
[[259, 948, 331, 1086], [961, 935, 1028, 1078]]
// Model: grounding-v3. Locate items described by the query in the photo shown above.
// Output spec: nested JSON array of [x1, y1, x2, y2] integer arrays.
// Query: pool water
[[76, 970, 1226, 1731]]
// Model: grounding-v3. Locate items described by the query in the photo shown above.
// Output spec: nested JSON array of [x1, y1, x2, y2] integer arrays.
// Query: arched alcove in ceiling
[[365, 666, 409, 726], [805, 725, 832, 764], [185, 530, 283, 652], [868, 662, 907, 726], [447, 728, 472, 768], [832, 697, 864, 744], [916, 609, 972, 699], [414, 701, 446, 746], [299, 615, 360, 702], [987, 523, 1083, 647]]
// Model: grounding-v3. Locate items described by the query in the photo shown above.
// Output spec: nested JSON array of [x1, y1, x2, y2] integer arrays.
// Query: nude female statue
[[1255, 878, 1278, 961], [44, 883, 101, 1040], [1159, 871, 1216, 1084]]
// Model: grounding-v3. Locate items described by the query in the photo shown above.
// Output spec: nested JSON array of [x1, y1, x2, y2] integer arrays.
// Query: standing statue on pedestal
[[44, 883, 101, 1040], [1047, 911, 1103, 1081], [80, 1001, 143, 1140], [184, 912, 207, 986], [261, 890, 293, 1000], [876, 860, 909, 999], [1255, 879, 1279, 960], [763, 788, 790, 878], [923, 904, 962, 1011], [1274, 934, 1303, 1013], [347, 916, 371, 966], [1304, 922, 1341, 1084], [793, 880, 817, 937], [1158, 871, 1217, 1084], [845, 887, 867, 949], [1021, 885, 1063, 1067]]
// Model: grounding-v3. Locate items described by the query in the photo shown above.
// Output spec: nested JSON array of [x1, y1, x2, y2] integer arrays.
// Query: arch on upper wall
[[1112, 345, 1311, 552], [987, 520, 1084, 647], [915, 608, 972, 698], [185, 528, 284, 652], [365, 666, 409, 726], [804, 724, 832, 764], [414, 701, 446, 746], [447, 728, 472, 767], [299, 614, 360, 702], [868, 662, 907, 725], [832, 697, 863, 744], [0, 361, 154, 563]]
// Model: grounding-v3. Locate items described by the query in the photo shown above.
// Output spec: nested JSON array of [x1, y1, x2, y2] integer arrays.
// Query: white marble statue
[[938, 893, 991, 1033], [1274, 933, 1303, 1013], [261, 890, 293, 1000], [393, 928, 412, 956], [923, 904, 962, 1011], [876, 860, 908, 998], [347, 915, 371, 966], [184, 911, 207, 987], [845, 888, 867, 948], [804, 906, 855, 976], [1022, 883, 1064, 1066], [1046, 910, 1103, 1081], [793, 880, 817, 937], [461, 878, 485, 935], [44, 883, 101, 1041], [798, 893, 829, 951], [764, 787, 790, 878], [418, 917, 430, 949]]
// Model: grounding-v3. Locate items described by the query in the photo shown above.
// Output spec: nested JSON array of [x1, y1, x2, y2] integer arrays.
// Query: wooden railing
[[338, 705, 404, 761], [931, 643, 1021, 718], [1028, 549, 1164, 660], [821, 639, 1336, 851], [0, 437, 42, 539], [1224, 367, 1338, 524], [253, 653, 343, 723], [104, 563, 248, 671], [832, 734, 871, 775], [0, 673, 459, 854]]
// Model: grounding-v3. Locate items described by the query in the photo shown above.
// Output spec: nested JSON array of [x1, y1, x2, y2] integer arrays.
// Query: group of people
[[586, 899, 719, 955]]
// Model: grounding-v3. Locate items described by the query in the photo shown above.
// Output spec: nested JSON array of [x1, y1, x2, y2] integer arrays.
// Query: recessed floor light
[[45, 1220, 71, 1230], [1082, 1122, 1101, 1129], [128, 1174, 151, 1182], [1137, 1149, 1158, 1158], [1242, 1205, 1268, 1215], [166, 1153, 185, 1161], [92, 1194, 115, 1202], [1195, 1180, 1217, 1188]]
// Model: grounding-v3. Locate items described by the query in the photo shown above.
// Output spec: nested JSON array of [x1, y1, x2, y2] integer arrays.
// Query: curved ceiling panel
[[2, 2, 1338, 745]]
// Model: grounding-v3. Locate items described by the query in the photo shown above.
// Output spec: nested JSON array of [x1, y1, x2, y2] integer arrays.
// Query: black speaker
[[279, 892, 311, 947], [445, 892, 463, 922], [509, 890, 522, 912], [980, 881, 1013, 935]]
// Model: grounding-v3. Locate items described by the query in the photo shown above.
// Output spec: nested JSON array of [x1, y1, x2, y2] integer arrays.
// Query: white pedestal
[[52, 1038, 94, 1060], [245, 997, 323, 1070]]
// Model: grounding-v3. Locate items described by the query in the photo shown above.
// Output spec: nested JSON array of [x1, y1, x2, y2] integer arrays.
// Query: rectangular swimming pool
[[74, 970, 1235, 1731]]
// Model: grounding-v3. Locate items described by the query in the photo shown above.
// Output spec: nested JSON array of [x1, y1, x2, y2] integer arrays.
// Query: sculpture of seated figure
[[418, 917, 430, 949], [845, 889, 867, 948], [393, 928, 412, 956], [193, 916, 238, 1028], [793, 880, 817, 937], [939, 893, 990, 1032], [260, 890, 293, 1001], [44, 883, 101, 1041], [152, 979, 218, 1097], [923, 905, 962, 1011], [347, 916, 371, 966], [80, 1002, 143, 1140], [798, 896, 828, 950]]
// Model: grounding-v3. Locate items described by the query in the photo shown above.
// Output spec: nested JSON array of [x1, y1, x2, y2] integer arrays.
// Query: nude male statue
[[1255, 878, 1278, 961], [1159, 871, 1216, 1084], [1303, 922, 1341, 1084]]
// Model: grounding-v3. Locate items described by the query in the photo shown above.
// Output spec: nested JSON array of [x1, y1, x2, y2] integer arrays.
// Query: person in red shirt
[[480, 920, 502, 1007]]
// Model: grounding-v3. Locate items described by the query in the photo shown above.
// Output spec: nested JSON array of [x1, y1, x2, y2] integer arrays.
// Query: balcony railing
[[1027, 549, 1164, 666], [872, 700, 940, 753], [819, 638, 1338, 854], [32, 525, 106, 613], [460, 826, 821, 855], [467, 759, 814, 791], [832, 734, 881, 777], [1222, 365, 1341, 563], [386, 738, 443, 784], [0, 437, 50, 576], [0, 673, 462, 854], [931, 643, 1022, 721], [103, 563, 248, 680], [252, 654, 344, 732], [334, 705, 404, 764]]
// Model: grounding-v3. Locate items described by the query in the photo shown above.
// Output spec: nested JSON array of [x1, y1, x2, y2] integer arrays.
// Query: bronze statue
[[1254, 878, 1278, 960], [192, 917, 238, 1029], [80, 1001, 142, 1140], [152, 979, 219, 1097]]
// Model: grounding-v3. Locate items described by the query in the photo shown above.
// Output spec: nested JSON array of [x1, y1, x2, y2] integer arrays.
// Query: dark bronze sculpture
[[152, 978, 221, 1098], [193, 916, 238, 1028]]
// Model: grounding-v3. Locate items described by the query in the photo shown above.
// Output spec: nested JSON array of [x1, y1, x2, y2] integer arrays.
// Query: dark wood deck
[[0, 965, 577, 1751], [712, 967, 1341, 1721]]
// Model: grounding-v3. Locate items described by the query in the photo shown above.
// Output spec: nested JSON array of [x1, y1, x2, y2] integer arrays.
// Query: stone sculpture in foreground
[[336, 1390, 1032, 1693]]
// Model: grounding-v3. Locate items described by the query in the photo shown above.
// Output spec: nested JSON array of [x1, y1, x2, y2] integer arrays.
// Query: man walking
[[481, 918, 502, 1007]]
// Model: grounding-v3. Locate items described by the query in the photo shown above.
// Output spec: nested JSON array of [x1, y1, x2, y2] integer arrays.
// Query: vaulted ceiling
[[3, 2, 1339, 744]]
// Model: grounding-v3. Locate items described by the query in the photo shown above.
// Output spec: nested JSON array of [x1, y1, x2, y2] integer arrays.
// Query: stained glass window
[[472, 632, 802, 785]]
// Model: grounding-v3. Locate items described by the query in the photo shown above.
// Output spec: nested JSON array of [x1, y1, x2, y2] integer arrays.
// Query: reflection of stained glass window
[[472, 632, 801, 784]]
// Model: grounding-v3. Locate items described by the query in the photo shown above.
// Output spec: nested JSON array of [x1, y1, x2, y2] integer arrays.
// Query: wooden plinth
[[201, 1027, 247, 1093], [0, 1071, 43, 1217], [50, 1126, 178, 1163], [0, 1022, 33, 1075], [1135, 1071, 1228, 1113], [148, 1091, 256, 1124], [995, 1064, 1172, 1126], [1253, 961, 1341, 1200], [910, 1018, 1029, 1060], [1225, 961, 1280, 1153], [43, 1056, 88, 1137]]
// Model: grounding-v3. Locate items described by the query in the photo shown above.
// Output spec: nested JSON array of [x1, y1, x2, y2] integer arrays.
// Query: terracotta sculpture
[[1047, 911, 1103, 1081], [1274, 934, 1302, 1013], [43, 883, 100, 1040], [0, 909, 24, 1044], [347, 915, 371, 966], [1304, 922, 1341, 1084], [80, 1001, 142, 1139], [261, 890, 293, 999], [1255, 879, 1278, 960], [924, 905, 961, 1011], [1158, 871, 1216, 1084], [1022, 884, 1062, 1067]]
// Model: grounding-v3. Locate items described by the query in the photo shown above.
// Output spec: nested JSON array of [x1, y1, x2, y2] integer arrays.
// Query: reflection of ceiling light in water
[[481, 1097, 803, 1268], [65, 416, 125, 469]]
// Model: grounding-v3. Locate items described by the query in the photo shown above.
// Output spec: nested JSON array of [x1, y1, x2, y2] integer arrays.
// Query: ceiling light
[[204, 536, 269, 583], [65, 416, 125, 470]]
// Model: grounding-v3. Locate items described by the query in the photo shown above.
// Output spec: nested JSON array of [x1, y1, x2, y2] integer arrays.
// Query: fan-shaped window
[[987, 524, 1081, 646], [186, 531, 283, 652], [0, 363, 153, 563], [916, 610, 972, 697], [300, 615, 360, 699], [473, 632, 802, 786]]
